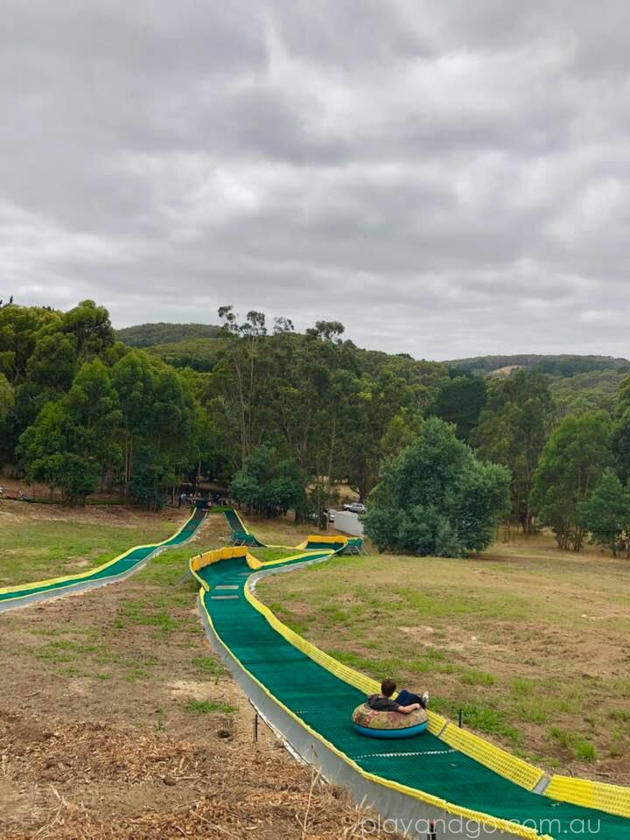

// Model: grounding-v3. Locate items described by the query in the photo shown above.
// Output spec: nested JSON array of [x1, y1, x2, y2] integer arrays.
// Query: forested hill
[[5, 301, 630, 558], [447, 354, 630, 377], [119, 332, 630, 378], [0, 302, 445, 508], [116, 322, 223, 347], [118, 328, 630, 378]]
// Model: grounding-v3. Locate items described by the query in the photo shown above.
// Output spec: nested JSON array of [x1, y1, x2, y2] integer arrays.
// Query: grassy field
[[259, 531, 630, 784], [242, 514, 328, 547], [3, 499, 628, 829], [0, 500, 183, 586], [250, 546, 307, 563], [1, 509, 368, 839]]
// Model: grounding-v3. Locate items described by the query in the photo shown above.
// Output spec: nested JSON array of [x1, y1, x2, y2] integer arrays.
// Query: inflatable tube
[[351, 703, 428, 739], [352, 720, 428, 739], [191, 514, 630, 837]]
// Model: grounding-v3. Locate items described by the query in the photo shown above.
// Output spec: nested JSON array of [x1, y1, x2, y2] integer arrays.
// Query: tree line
[[2, 299, 630, 556], [0, 301, 201, 507]]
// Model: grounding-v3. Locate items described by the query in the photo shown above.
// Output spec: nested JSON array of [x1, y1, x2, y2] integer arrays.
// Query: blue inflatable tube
[[352, 720, 428, 739]]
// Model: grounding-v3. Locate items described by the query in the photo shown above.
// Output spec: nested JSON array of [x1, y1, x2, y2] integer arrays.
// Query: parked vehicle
[[309, 509, 336, 525], [343, 502, 366, 514]]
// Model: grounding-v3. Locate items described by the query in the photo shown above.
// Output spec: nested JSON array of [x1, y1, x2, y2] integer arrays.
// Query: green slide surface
[[198, 522, 628, 840], [0, 508, 206, 609]]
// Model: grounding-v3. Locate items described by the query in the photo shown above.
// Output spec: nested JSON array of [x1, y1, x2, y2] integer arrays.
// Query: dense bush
[[230, 445, 306, 518], [363, 417, 510, 556]]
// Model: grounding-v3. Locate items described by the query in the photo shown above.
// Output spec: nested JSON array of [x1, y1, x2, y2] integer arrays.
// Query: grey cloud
[[2, 1, 630, 358]]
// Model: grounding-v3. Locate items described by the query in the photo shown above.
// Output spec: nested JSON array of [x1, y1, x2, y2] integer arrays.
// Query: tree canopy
[[578, 469, 630, 557], [363, 417, 510, 556], [473, 370, 553, 532], [3, 296, 630, 558], [230, 445, 306, 518], [531, 411, 612, 550], [432, 370, 486, 441]]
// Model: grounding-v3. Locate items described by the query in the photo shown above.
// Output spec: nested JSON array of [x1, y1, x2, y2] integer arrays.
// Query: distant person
[[366, 679, 429, 714]]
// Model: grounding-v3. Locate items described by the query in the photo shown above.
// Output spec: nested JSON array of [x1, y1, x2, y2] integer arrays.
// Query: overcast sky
[[3, 2, 630, 359]]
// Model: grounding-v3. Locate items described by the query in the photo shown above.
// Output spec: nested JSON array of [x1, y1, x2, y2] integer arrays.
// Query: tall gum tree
[[531, 410, 612, 550], [473, 369, 553, 532]]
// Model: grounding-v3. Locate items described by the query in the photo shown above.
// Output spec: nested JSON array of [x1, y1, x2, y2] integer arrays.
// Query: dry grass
[[259, 531, 630, 784], [0, 499, 184, 585], [0, 708, 380, 840], [0, 508, 397, 839], [4, 500, 627, 837]]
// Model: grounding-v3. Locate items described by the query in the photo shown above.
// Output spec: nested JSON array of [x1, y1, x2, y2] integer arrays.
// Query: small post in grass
[[458, 709, 463, 728], [251, 700, 259, 742]]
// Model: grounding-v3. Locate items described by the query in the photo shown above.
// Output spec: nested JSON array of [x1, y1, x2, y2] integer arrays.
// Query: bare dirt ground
[[0, 511, 386, 840]]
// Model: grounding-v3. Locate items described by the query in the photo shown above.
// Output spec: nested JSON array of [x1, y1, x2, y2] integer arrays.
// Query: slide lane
[[217, 505, 363, 553], [192, 537, 629, 840], [0, 507, 206, 612]]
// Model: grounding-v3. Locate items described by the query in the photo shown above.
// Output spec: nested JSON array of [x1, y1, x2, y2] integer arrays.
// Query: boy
[[366, 678, 429, 714]]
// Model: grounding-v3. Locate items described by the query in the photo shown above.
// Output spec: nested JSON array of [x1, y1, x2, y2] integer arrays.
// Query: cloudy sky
[[3, 2, 630, 359]]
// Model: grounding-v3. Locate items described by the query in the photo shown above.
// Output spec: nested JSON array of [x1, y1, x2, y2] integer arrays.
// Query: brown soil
[[0, 512, 391, 839], [0, 477, 142, 506], [0, 710, 372, 839]]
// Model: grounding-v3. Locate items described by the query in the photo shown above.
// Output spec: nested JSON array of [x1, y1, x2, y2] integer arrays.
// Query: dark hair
[[381, 678, 396, 697]]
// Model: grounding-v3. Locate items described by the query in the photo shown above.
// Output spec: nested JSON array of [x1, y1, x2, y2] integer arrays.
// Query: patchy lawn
[[249, 546, 306, 563], [259, 531, 630, 785], [0, 509, 388, 839], [0, 500, 185, 585], [238, 512, 341, 548]]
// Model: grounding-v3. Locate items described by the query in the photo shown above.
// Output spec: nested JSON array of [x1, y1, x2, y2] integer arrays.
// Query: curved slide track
[[191, 509, 630, 840], [220, 505, 364, 554], [0, 507, 206, 613]]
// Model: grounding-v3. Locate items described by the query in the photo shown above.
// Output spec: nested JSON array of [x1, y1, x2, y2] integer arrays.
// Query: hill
[[145, 336, 234, 372], [121, 330, 630, 407], [116, 322, 224, 348], [446, 353, 630, 378]]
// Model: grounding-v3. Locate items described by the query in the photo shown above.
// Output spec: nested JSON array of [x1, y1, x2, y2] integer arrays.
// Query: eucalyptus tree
[[364, 417, 510, 556], [217, 305, 271, 465], [579, 468, 630, 556], [531, 411, 612, 550], [19, 360, 122, 504], [433, 370, 486, 441], [473, 369, 553, 532]]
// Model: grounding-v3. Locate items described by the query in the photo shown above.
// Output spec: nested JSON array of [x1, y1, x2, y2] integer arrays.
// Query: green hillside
[[447, 353, 630, 377], [145, 337, 234, 372], [116, 322, 224, 348], [550, 369, 628, 415]]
